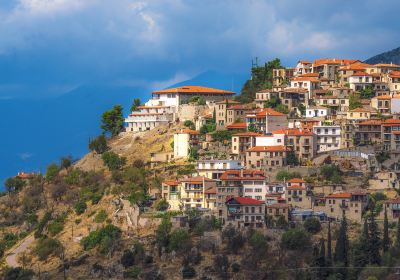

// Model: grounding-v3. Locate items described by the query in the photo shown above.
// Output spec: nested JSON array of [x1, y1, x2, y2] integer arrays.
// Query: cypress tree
[[368, 213, 381, 265], [396, 217, 400, 250], [334, 211, 349, 266], [327, 221, 332, 265], [352, 219, 369, 270], [383, 206, 390, 252]]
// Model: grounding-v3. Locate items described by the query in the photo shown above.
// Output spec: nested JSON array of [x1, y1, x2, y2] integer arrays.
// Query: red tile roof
[[288, 178, 305, 183], [266, 203, 290, 209], [153, 86, 235, 95], [205, 187, 216, 194], [215, 99, 241, 104], [179, 176, 215, 184], [382, 119, 400, 126], [349, 108, 369, 113], [358, 120, 382, 125], [376, 95, 392, 100], [351, 71, 372, 77], [227, 197, 264, 205], [247, 145, 287, 152], [389, 71, 400, 78], [326, 192, 352, 199], [374, 63, 400, 68], [287, 185, 306, 191], [256, 108, 287, 117], [233, 132, 263, 137], [179, 129, 200, 135], [272, 128, 314, 136], [226, 122, 247, 129], [314, 58, 358, 66], [163, 180, 179, 186], [220, 170, 266, 181]]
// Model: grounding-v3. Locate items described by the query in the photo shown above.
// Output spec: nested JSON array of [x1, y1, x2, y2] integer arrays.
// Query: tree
[[248, 123, 257, 132], [4, 267, 34, 280], [74, 201, 87, 215], [312, 239, 327, 280], [249, 231, 268, 260], [298, 103, 306, 116], [4, 177, 25, 193], [383, 207, 390, 252], [102, 151, 126, 171], [45, 163, 60, 183], [34, 237, 62, 260], [327, 221, 332, 265], [183, 120, 195, 130], [130, 98, 141, 112], [275, 104, 289, 114], [89, 135, 109, 154], [352, 219, 369, 271], [368, 213, 381, 265], [60, 156, 73, 169], [264, 96, 281, 108], [156, 218, 171, 249], [334, 211, 349, 266], [236, 58, 282, 103], [275, 170, 301, 181], [168, 229, 191, 253], [101, 105, 124, 137], [396, 218, 400, 250], [222, 225, 245, 254], [213, 254, 229, 279], [281, 228, 311, 250], [304, 217, 322, 234], [360, 86, 375, 99], [286, 151, 299, 166], [349, 93, 362, 110]]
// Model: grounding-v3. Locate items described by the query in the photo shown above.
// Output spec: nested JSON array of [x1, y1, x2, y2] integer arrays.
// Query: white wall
[[255, 134, 285, 146], [174, 133, 190, 158]]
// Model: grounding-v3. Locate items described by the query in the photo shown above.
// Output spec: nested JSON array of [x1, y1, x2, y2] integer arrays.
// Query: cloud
[[0, 0, 400, 95], [18, 152, 33, 160]]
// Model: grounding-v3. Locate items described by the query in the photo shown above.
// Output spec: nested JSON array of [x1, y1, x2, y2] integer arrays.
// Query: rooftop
[[152, 85, 235, 95], [226, 197, 264, 205]]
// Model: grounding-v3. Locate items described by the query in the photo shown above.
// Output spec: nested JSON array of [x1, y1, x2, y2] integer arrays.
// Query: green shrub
[[89, 135, 109, 154], [211, 130, 232, 142], [121, 250, 135, 268], [102, 152, 126, 171], [169, 229, 191, 252], [47, 215, 66, 236], [45, 163, 60, 183], [4, 267, 34, 280], [34, 212, 52, 239], [81, 224, 121, 255], [303, 217, 321, 234], [94, 210, 107, 223], [74, 201, 87, 215], [281, 228, 311, 250], [123, 266, 142, 279], [183, 120, 195, 130], [155, 199, 169, 211], [34, 238, 62, 261], [275, 171, 302, 181]]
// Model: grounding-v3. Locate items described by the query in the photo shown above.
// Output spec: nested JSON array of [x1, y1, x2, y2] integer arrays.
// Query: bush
[[124, 266, 142, 279], [74, 201, 87, 215], [89, 135, 109, 154], [34, 238, 62, 261], [4, 267, 34, 280], [94, 210, 107, 223], [81, 224, 121, 255], [303, 217, 321, 234], [47, 215, 66, 236], [155, 199, 169, 211], [45, 163, 60, 183], [169, 229, 191, 252], [34, 212, 52, 239], [211, 130, 232, 142], [231, 262, 241, 273], [102, 152, 126, 171], [183, 120, 195, 130], [275, 171, 302, 181], [320, 164, 342, 183], [121, 250, 135, 268], [281, 228, 311, 250], [182, 265, 196, 278]]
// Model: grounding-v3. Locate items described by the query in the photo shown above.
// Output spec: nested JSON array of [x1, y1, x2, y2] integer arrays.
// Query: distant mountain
[[168, 70, 247, 94], [365, 46, 400, 65], [0, 70, 247, 189]]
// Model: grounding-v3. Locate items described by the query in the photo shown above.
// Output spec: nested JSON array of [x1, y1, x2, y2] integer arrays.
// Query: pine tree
[[368, 213, 381, 265], [383, 206, 390, 252], [334, 211, 349, 267]]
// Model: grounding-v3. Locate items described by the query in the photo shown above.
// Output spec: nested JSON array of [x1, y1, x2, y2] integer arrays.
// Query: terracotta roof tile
[[153, 86, 235, 95], [247, 145, 287, 152], [227, 197, 264, 205]]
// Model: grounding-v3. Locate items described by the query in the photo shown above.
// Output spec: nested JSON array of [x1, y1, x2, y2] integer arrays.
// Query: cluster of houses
[[125, 58, 400, 228]]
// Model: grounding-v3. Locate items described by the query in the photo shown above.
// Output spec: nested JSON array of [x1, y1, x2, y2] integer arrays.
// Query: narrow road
[[5, 235, 35, 268]]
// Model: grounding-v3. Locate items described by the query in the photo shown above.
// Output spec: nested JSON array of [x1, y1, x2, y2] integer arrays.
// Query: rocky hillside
[[365, 46, 400, 64]]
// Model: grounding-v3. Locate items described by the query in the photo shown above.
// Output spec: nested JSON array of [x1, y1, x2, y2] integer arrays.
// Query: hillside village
[[125, 58, 400, 227], [3, 58, 400, 279]]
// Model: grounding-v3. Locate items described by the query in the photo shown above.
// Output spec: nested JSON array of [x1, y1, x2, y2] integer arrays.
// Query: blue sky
[[0, 0, 400, 99]]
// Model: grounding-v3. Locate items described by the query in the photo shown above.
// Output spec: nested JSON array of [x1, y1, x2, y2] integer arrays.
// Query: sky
[[0, 0, 400, 100]]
